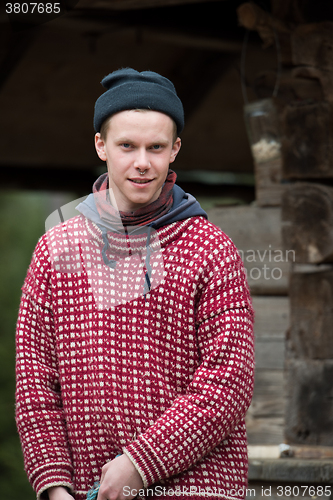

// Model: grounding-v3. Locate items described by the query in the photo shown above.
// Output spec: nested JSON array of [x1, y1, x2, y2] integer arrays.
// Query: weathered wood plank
[[254, 68, 324, 105], [254, 157, 285, 207], [285, 359, 333, 445], [281, 102, 333, 179], [255, 340, 285, 370], [289, 445, 333, 460], [291, 66, 333, 106], [246, 416, 285, 445], [291, 22, 333, 71], [248, 392, 285, 419], [253, 296, 289, 339], [247, 297, 288, 445], [287, 266, 333, 359], [249, 458, 333, 483], [253, 369, 285, 396], [207, 206, 292, 295], [248, 444, 333, 460], [282, 183, 333, 264]]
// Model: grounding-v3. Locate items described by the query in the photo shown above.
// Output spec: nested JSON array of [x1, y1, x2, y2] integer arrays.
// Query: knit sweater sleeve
[[15, 237, 74, 499], [124, 236, 255, 488]]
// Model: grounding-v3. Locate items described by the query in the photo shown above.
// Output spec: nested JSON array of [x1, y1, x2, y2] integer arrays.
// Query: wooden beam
[[76, 0, 223, 10], [237, 2, 291, 45], [248, 456, 333, 483], [288, 445, 333, 460], [67, 4, 242, 54], [248, 445, 333, 460], [237, 2, 292, 65]]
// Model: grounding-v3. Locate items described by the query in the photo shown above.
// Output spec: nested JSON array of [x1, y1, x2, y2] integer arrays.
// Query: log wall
[[280, 21, 333, 447], [238, 2, 333, 449]]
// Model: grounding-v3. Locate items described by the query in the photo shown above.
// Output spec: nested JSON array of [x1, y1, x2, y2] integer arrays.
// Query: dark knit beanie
[[94, 68, 184, 134]]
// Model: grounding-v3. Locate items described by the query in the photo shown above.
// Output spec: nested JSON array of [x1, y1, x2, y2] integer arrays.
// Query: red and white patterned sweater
[[15, 214, 255, 500]]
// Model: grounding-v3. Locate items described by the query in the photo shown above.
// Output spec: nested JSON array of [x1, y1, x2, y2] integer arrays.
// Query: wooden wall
[[207, 205, 290, 445], [237, 1, 333, 448]]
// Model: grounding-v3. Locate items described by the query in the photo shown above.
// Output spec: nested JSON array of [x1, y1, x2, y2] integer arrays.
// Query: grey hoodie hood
[[76, 183, 207, 232]]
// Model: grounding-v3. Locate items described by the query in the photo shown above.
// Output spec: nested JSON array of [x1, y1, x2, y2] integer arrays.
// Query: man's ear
[[95, 133, 107, 161], [170, 137, 181, 164]]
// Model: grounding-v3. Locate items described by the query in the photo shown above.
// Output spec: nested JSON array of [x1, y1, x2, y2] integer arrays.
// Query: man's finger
[[100, 462, 108, 484]]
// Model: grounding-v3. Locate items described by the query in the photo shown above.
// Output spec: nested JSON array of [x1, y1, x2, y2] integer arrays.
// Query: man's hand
[[97, 454, 144, 500], [48, 486, 73, 500]]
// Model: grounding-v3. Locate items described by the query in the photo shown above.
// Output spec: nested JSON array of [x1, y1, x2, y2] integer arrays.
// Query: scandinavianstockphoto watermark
[[123, 485, 332, 498], [123, 485, 257, 497], [238, 246, 296, 282]]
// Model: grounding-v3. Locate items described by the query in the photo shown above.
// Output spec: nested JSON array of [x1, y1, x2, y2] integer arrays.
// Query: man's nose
[[134, 148, 150, 169]]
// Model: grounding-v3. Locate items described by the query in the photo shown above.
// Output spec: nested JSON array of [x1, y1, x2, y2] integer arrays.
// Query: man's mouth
[[129, 179, 152, 184]]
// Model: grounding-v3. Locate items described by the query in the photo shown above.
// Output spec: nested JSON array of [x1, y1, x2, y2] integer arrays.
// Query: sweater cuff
[[30, 463, 74, 500], [124, 435, 169, 488]]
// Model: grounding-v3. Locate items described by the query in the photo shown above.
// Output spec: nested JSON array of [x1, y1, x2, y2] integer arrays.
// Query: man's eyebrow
[[148, 136, 171, 146], [115, 137, 134, 143], [115, 136, 170, 145]]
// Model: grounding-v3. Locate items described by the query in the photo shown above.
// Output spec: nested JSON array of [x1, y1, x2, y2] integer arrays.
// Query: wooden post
[[285, 267, 333, 445], [288, 267, 333, 359], [282, 183, 333, 263], [281, 102, 333, 179], [285, 358, 333, 445], [238, 2, 333, 449]]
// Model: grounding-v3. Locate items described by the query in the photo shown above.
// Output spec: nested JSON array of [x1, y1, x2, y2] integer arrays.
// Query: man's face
[[95, 109, 181, 212]]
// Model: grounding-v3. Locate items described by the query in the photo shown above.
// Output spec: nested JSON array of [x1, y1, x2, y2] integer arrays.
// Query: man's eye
[[122, 143, 131, 148], [151, 144, 161, 150]]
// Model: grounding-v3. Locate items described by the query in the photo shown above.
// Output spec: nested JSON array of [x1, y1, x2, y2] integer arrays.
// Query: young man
[[16, 68, 255, 500]]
